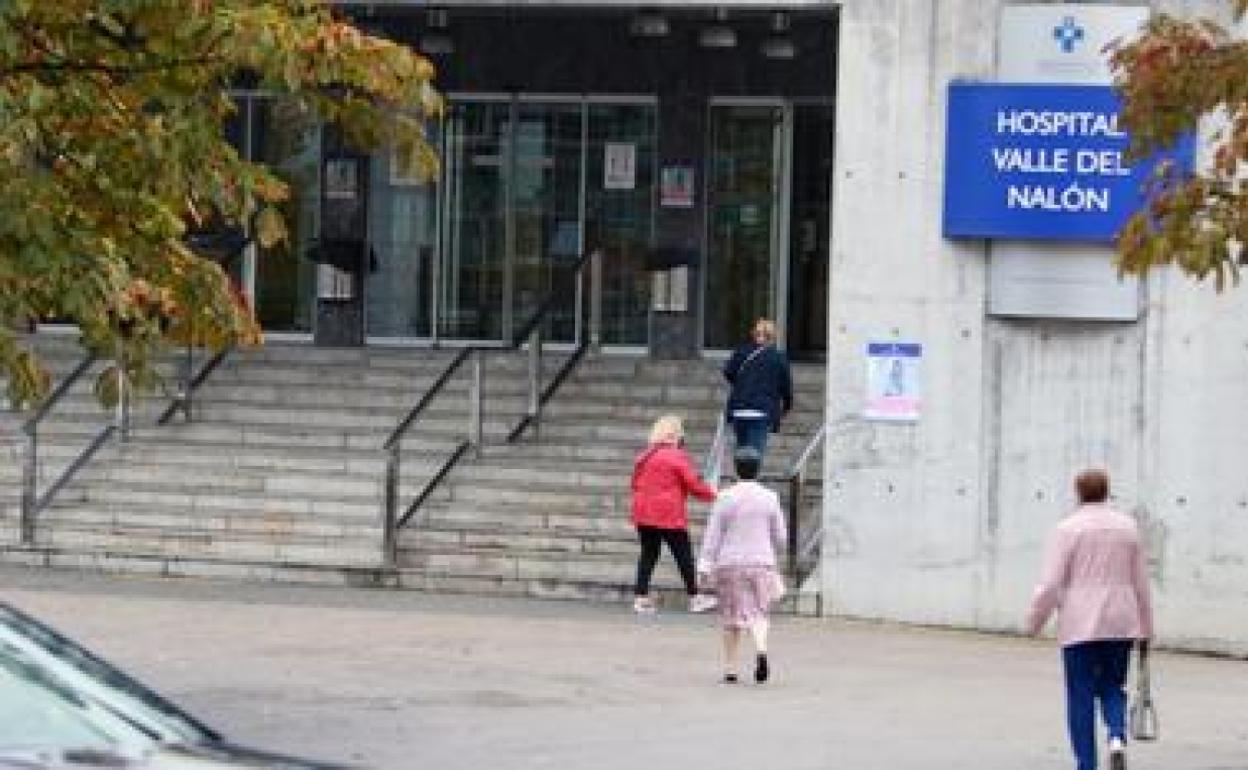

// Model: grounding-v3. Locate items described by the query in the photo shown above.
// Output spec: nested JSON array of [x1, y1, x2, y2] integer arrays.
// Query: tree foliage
[[1111, 1, 1248, 290], [0, 0, 441, 408]]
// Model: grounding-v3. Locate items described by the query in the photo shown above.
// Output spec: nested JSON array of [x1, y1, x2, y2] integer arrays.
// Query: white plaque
[[604, 143, 636, 190], [999, 5, 1150, 85]]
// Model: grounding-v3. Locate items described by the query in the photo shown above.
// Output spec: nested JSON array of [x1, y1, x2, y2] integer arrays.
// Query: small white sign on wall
[[604, 143, 636, 190], [999, 4, 1150, 85]]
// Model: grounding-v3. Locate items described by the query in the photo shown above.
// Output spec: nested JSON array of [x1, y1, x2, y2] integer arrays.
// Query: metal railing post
[[788, 472, 803, 589], [589, 248, 603, 350], [527, 326, 542, 438], [20, 424, 36, 545], [180, 341, 194, 422], [114, 346, 130, 441], [470, 348, 484, 456], [383, 446, 399, 568]]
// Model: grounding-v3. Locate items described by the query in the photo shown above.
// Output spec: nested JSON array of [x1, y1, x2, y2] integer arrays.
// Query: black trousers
[[634, 526, 698, 597]]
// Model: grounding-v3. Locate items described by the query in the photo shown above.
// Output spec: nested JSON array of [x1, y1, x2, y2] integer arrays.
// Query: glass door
[[364, 122, 440, 339], [586, 101, 656, 346], [703, 103, 791, 350], [440, 100, 510, 341], [511, 101, 584, 343], [248, 95, 320, 334]]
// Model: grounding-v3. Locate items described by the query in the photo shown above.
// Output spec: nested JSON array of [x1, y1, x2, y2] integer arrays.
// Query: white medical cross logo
[[1053, 16, 1085, 54]]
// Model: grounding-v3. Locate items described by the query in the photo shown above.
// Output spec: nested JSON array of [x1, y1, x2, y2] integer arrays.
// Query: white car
[[0, 603, 348, 769]]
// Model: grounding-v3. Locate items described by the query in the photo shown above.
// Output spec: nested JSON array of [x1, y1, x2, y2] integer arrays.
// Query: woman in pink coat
[[1027, 469, 1154, 770], [630, 415, 718, 614]]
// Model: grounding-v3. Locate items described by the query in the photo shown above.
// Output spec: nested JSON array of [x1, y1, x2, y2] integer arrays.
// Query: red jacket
[[630, 444, 717, 530]]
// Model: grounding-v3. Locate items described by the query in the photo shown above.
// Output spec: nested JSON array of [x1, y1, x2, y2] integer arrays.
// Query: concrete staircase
[[0, 335, 530, 581], [395, 357, 826, 604], [1, 333, 825, 606]]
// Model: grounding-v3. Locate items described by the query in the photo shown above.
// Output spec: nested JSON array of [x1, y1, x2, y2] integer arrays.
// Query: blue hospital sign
[[942, 82, 1194, 242]]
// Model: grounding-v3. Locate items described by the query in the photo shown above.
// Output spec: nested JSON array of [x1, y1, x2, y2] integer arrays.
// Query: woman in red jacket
[[631, 415, 719, 614]]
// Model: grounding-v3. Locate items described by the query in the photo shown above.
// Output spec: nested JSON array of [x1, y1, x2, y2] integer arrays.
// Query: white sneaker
[[689, 594, 718, 613], [632, 596, 657, 614], [1108, 737, 1126, 770]]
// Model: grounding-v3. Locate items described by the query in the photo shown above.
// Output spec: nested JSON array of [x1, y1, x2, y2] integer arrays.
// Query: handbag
[[1129, 640, 1159, 741]]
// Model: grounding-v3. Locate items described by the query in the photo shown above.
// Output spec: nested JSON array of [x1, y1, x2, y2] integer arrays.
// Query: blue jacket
[[723, 344, 793, 431]]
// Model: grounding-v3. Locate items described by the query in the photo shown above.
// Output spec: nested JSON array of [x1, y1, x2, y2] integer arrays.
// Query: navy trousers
[[1062, 640, 1133, 770], [732, 416, 770, 460]]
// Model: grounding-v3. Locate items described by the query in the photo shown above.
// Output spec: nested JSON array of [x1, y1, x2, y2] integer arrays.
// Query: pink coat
[[1026, 503, 1154, 646], [630, 444, 716, 530]]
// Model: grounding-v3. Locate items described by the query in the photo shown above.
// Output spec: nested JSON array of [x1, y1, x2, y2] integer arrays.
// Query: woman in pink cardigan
[[698, 446, 787, 684], [1027, 469, 1154, 770]]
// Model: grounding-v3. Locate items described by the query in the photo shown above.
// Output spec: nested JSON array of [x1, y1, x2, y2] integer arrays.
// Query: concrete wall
[[824, 0, 1248, 656]]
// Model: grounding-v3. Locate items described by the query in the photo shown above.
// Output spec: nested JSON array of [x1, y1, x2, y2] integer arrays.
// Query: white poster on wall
[[604, 143, 636, 190], [865, 343, 922, 422]]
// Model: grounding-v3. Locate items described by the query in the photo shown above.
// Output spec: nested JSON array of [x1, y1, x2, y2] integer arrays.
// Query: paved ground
[[2, 567, 1246, 770]]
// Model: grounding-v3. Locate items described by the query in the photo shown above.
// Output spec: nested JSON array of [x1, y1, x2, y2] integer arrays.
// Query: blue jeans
[[732, 416, 770, 460], [1062, 640, 1133, 770]]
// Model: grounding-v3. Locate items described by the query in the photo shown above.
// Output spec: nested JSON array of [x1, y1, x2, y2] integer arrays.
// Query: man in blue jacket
[[723, 318, 793, 463]]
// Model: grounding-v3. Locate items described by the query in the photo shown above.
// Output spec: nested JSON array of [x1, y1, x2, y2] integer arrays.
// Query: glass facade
[[361, 97, 658, 347], [704, 104, 787, 350], [217, 7, 838, 357]]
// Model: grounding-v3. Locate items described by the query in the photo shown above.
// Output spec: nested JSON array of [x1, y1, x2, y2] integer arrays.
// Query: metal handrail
[[780, 422, 827, 592], [504, 339, 589, 443], [381, 249, 602, 567], [384, 346, 476, 451], [20, 350, 131, 544], [157, 343, 233, 425], [706, 417, 828, 593], [158, 231, 251, 425]]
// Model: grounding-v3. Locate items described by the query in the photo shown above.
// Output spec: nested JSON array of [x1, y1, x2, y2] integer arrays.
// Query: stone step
[[422, 505, 643, 537], [196, 381, 533, 409], [33, 523, 381, 567], [403, 525, 639, 557], [0, 545, 396, 586], [105, 442, 388, 475], [399, 546, 670, 586], [68, 461, 389, 498], [190, 402, 519, 433], [63, 485, 382, 518], [39, 501, 378, 537], [392, 569, 707, 606], [570, 359, 826, 385], [39, 504, 376, 541], [212, 351, 569, 384]]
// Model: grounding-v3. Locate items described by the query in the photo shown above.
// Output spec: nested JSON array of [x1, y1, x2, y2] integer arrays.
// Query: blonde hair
[[648, 414, 684, 445], [752, 318, 776, 344]]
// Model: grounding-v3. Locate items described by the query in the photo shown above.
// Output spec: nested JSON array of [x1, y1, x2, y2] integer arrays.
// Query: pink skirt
[[715, 566, 783, 629]]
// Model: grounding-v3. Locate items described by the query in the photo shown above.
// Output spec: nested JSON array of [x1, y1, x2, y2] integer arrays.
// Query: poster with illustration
[[865, 342, 922, 421], [660, 165, 695, 208]]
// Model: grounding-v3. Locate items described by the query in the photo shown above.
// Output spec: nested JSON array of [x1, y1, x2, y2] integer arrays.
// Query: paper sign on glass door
[[604, 143, 636, 190]]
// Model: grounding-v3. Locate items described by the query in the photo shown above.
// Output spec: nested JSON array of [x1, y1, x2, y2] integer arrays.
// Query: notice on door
[[604, 143, 636, 190], [865, 342, 922, 422], [660, 165, 695, 208]]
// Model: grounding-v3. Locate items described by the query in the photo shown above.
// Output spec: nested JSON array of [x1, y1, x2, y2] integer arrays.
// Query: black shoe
[[1109, 744, 1126, 770], [754, 654, 769, 683], [723, 673, 739, 684]]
